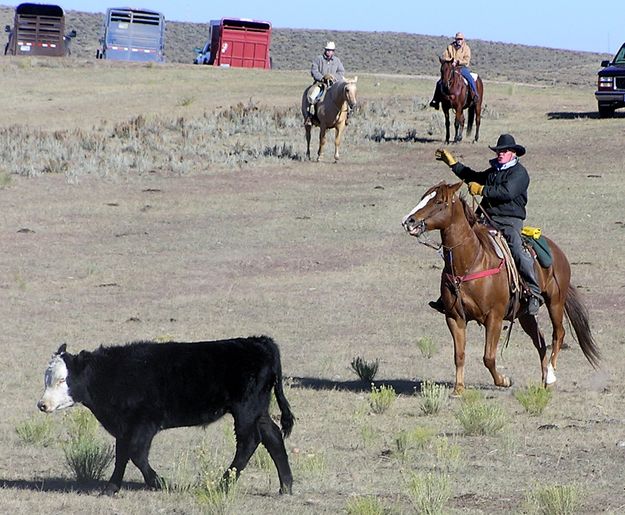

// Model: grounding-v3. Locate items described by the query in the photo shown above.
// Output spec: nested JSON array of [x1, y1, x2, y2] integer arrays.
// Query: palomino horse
[[402, 182, 600, 395], [301, 77, 358, 162], [437, 58, 483, 144]]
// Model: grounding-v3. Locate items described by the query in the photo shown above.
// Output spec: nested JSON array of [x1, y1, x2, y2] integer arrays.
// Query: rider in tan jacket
[[430, 32, 479, 109]]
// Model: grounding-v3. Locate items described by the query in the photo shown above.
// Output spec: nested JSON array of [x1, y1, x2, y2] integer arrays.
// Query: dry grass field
[[0, 39, 625, 515]]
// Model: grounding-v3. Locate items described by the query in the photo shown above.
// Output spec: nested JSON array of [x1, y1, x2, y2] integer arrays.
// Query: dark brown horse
[[301, 77, 358, 162], [402, 182, 599, 395], [437, 58, 483, 144]]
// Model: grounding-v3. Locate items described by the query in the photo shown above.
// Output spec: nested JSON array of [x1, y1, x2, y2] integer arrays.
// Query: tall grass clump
[[346, 495, 385, 515], [369, 384, 396, 414], [419, 380, 449, 415], [394, 426, 436, 459], [515, 383, 552, 415], [405, 471, 451, 515], [195, 467, 239, 514], [15, 416, 56, 447], [351, 356, 379, 382], [416, 336, 438, 359], [525, 483, 582, 515], [63, 408, 114, 483], [455, 389, 507, 436]]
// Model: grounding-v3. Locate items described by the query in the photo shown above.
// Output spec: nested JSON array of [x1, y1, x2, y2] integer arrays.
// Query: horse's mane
[[459, 195, 494, 249]]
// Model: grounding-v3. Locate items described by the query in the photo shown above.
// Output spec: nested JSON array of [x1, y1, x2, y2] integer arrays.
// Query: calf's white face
[[37, 355, 74, 413]]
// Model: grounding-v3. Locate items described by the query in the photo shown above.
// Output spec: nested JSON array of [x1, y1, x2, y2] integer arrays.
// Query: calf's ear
[[56, 343, 67, 355]]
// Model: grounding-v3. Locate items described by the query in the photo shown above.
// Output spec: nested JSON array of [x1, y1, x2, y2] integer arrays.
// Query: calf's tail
[[266, 336, 295, 437]]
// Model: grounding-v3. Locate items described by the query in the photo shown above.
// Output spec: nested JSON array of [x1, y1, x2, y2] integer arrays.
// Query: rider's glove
[[468, 182, 484, 196], [322, 74, 335, 83], [435, 148, 458, 167]]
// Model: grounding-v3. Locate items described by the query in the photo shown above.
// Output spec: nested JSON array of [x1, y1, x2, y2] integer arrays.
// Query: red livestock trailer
[[195, 18, 272, 69]]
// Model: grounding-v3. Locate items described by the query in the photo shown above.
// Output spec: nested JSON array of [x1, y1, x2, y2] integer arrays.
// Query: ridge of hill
[[0, 6, 610, 87]]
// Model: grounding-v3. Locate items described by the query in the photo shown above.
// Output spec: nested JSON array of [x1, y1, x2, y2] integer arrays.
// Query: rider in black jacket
[[434, 133, 544, 316]]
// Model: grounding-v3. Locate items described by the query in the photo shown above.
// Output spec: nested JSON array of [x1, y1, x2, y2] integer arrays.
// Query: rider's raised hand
[[468, 182, 484, 196], [435, 149, 458, 167]]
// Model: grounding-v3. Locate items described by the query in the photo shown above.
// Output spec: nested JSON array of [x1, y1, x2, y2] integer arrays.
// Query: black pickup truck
[[595, 42, 625, 118]]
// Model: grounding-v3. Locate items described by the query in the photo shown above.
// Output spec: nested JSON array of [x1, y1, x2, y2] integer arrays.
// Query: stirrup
[[428, 298, 445, 314]]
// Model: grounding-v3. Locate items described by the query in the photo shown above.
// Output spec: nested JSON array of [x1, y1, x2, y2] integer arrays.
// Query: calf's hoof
[[100, 483, 120, 497]]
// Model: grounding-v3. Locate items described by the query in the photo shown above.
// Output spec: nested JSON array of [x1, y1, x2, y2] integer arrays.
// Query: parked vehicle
[[193, 18, 272, 69], [595, 42, 625, 118], [96, 7, 165, 62], [4, 2, 76, 57]]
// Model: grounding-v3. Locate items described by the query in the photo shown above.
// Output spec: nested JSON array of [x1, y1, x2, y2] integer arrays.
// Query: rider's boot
[[428, 297, 445, 314]]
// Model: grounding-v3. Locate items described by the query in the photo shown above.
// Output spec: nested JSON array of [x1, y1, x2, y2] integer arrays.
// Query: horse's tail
[[564, 287, 600, 368], [467, 105, 475, 134]]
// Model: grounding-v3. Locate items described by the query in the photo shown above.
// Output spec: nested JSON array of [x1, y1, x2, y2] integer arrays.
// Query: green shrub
[[515, 383, 552, 415], [63, 409, 114, 483], [351, 356, 379, 382], [455, 391, 507, 436], [15, 416, 56, 447], [405, 471, 451, 515], [195, 467, 239, 514], [416, 336, 438, 359], [394, 426, 436, 459], [435, 437, 463, 472], [525, 483, 582, 515], [420, 380, 449, 415], [346, 495, 385, 515], [369, 384, 396, 414]]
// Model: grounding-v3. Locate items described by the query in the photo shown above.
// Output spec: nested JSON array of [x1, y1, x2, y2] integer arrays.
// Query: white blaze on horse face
[[38, 355, 74, 412], [402, 190, 437, 227]]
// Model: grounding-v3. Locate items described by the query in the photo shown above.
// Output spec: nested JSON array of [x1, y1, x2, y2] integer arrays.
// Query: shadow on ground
[[0, 477, 144, 493]]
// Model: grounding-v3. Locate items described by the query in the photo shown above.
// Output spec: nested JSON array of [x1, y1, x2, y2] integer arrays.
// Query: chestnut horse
[[402, 182, 599, 395], [437, 58, 483, 144], [301, 77, 358, 162]]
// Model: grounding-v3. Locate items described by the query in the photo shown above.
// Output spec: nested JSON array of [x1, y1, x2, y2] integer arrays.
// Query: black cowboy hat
[[488, 134, 526, 156]]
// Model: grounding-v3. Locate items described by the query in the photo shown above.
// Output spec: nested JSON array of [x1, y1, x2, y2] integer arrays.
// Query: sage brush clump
[[455, 389, 507, 436], [63, 409, 114, 482], [368, 384, 396, 414], [15, 416, 56, 447], [525, 483, 582, 515], [515, 383, 552, 415], [419, 380, 449, 415], [405, 471, 451, 515]]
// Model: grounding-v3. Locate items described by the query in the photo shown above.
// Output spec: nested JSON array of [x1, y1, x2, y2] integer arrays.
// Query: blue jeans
[[459, 66, 478, 95]]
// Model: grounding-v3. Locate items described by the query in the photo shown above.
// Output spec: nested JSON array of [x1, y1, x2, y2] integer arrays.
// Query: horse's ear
[[451, 181, 464, 194], [353, 76, 358, 83]]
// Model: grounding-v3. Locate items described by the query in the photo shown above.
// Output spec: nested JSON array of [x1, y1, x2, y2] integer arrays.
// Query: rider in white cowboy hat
[[433, 134, 544, 316], [304, 41, 346, 126]]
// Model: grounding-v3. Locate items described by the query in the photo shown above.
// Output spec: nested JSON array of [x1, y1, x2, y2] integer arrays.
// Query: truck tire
[[598, 103, 614, 118]]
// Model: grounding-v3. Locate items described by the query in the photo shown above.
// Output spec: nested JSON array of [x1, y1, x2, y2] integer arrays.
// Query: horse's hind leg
[[545, 297, 566, 380], [519, 313, 550, 386], [483, 315, 512, 388], [474, 105, 481, 142]]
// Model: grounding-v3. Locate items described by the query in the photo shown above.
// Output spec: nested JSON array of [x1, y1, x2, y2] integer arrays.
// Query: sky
[[2, 0, 622, 54]]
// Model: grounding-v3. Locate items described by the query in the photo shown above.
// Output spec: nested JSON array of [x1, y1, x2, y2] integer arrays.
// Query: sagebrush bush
[[525, 483, 582, 515], [15, 416, 56, 447], [63, 408, 113, 483], [515, 383, 552, 415], [346, 495, 385, 515], [405, 471, 451, 515], [195, 467, 239, 513], [420, 380, 449, 415], [368, 384, 396, 414], [416, 336, 438, 359], [455, 391, 507, 436]]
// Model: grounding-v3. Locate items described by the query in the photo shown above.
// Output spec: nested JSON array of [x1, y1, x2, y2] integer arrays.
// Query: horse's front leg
[[483, 314, 512, 388], [317, 126, 327, 162], [446, 316, 467, 395], [454, 111, 465, 143], [519, 313, 550, 386], [333, 123, 345, 162], [442, 106, 451, 144], [305, 125, 312, 160]]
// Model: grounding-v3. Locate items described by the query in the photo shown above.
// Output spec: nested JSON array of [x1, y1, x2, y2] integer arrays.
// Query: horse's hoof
[[452, 386, 465, 397], [502, 376, 513, 388]]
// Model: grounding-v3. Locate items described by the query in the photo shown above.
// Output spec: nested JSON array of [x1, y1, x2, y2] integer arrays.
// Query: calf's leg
[[103, 438, 130, 496], [259, 413, 293, 494], [128, 425, 163, 489]]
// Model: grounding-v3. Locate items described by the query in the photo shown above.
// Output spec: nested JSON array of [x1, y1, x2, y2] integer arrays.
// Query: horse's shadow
[[0, 477, 144, 493], [547, 111, 625, 119], [290, 376, 453, 395]]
